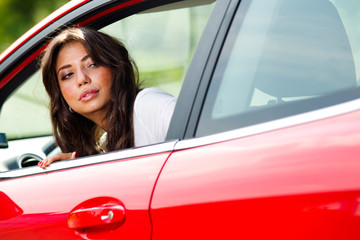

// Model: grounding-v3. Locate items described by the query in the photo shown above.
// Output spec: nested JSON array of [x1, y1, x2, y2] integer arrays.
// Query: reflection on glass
[[197, 0, 360, 137]]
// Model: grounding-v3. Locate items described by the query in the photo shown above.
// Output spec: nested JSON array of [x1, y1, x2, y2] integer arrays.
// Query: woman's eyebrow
[[57, 64, 71, 75], [81, 55, 91, 62], [57, 55, 91, 74]]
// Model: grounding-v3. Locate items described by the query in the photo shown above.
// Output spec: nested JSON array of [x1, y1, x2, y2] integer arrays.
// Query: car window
[[196, 0, 360, 137], [0, 2, 214, 142], [0, 1, 215, 172]]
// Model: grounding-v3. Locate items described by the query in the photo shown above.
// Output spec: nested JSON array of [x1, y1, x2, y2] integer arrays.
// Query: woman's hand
[[38, 151, 77, 169]]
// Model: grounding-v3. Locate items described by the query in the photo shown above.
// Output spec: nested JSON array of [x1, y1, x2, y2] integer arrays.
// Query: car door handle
[[67, 197, 126, 230]]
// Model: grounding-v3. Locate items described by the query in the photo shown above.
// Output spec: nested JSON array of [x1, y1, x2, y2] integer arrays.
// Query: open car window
[[0, 1, 215, 173]]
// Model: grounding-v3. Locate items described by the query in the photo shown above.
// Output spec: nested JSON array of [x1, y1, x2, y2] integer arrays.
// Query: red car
[[1, 0, 360, 239]]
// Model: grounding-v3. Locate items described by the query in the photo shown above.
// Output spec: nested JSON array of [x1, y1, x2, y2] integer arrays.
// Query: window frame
[[166, 0, 237, 140]]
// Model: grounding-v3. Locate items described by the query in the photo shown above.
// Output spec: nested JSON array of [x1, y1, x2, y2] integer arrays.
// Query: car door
[[0, 145, 174, 239], [0, 0, 215, 239], [151, 0, 360, 239]]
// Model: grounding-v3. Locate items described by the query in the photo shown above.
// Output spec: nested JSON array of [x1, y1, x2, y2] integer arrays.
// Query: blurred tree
[[0, 0, 69, 53]]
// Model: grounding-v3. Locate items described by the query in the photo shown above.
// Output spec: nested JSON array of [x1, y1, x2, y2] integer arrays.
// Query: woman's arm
[[38, 151, 77, 169]]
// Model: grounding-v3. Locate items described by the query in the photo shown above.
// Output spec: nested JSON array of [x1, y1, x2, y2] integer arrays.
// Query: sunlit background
[[0, 0, 69, 53]]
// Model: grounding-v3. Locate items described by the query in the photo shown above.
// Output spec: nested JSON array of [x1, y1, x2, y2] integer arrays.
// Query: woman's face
[[56, 41, 113, 126]]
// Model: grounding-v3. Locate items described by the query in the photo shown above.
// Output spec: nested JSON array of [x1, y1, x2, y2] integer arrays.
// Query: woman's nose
[[77, 69, 91, 86]]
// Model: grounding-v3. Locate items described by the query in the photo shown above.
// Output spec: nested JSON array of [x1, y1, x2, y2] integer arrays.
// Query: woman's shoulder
[[135, 87, 176, 108], [133, 87, 177, 122], [136, 87, 173, 99], [133, 88, 177, 146]]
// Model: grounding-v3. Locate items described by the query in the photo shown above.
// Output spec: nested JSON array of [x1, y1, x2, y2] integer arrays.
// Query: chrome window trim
[[0, 140, 177, 180], [175, 98, 360, 150]]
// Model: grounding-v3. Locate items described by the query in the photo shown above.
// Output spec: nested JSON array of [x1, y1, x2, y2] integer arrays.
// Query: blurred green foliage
[[0, 0, 69, 53]]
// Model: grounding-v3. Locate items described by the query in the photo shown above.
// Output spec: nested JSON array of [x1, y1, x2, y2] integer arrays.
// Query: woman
[[38, 27, 176, 168]]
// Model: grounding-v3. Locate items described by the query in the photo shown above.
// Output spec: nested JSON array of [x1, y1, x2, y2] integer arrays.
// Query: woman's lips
[[79, 89, 99, 102]]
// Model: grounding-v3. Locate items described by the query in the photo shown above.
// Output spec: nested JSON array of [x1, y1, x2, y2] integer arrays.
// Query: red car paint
[[151, 110, 360, 239]]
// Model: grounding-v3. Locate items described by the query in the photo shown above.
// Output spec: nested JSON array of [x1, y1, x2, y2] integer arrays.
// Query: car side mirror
[[0, 191, 23, 220], [0, 133, 8, 148]]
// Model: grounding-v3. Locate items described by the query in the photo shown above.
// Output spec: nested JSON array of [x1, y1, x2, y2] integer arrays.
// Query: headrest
[[254, 0, 356, 98]]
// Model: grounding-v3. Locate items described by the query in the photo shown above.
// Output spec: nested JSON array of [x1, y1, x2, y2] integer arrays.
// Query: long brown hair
[[41, 27, 140, 156]]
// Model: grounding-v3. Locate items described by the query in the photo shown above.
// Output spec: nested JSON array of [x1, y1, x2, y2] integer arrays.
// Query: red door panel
[[0, 150, 171, 240], [151, 110, 360, 239]]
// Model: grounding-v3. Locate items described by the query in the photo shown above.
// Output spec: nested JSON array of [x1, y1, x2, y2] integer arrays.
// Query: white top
[[133, 87, 177, 146], [99, 88, 176, 150]]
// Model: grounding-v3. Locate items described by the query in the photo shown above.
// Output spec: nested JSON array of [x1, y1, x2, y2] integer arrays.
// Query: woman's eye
[[88, 62, 97, 68], [61, 72, 73, 80]]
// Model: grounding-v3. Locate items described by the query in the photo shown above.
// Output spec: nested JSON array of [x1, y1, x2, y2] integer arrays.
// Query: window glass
[[332, 0, 360, 80], [196, 0, 360, 137]]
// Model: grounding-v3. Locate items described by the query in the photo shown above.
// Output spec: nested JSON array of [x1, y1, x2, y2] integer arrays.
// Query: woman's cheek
[[60, 83, 77, 104]]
